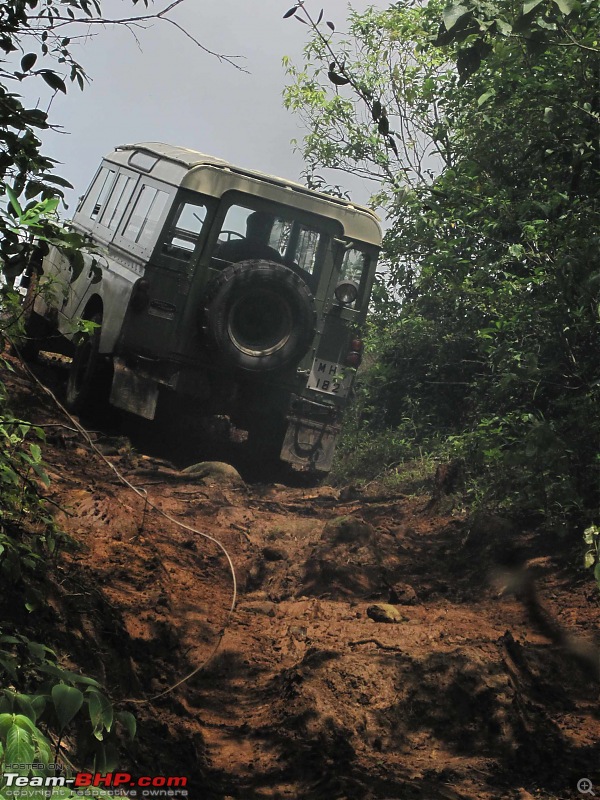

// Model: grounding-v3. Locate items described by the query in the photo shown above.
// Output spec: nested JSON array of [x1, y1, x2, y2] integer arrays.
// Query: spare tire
[[204, 260, 316, 372]]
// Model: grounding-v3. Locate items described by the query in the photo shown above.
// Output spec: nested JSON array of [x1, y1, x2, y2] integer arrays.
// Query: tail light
[[345, 336, 364, 368]]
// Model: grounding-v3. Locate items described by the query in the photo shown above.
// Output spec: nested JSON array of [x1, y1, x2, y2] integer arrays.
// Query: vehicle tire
[[65, 313, 110, 413], [204, 260, 316, 372]]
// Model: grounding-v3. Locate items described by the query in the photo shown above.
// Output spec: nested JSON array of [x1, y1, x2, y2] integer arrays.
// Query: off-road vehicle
[[27, 143, 382, 473]]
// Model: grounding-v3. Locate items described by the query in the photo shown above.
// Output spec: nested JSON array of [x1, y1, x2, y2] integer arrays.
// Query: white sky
[[20, 0, 385, 213]]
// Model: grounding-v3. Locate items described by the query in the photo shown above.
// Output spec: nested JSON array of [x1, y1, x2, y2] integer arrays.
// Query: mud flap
[[109, 357, 158, 419], [280, 417, 339, 472]]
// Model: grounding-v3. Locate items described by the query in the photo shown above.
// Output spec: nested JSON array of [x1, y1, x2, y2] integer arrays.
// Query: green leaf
[[5, 185, 23, 217], [0, 635, 21, 645], [6, 723, 35, 765], [68, 250, 85, 283], [583, 525, 598, 544], [21, 53, 37, 72], [0, 713, 15, 738], [477, 90, 495, 106], [30, 695, 47, 720], [38, 173, 73, 189], [27, 640, 55, 661], [51, 684, 84, 730], [584, 550, 595, 569], [64, 670, 101, 688], [495, 18, 513, 34], [39, 70, 67, 94], [443, 4, 469, 30], [116, 711, 137, 740], [0, 655, 17, 680], [12, 714, 37, 734], [594, 561, 600, 584], [14, 695, 36, 723], [552, 0, 576, 13], [523, 0, 544, 12], [87, 690, 113, 737]]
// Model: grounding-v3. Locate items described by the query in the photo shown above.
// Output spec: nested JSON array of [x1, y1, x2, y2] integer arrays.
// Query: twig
[[349, 638, 403, 652]]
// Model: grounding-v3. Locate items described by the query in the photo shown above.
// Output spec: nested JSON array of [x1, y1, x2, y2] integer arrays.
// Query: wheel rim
[[227, 288, 293, 357]]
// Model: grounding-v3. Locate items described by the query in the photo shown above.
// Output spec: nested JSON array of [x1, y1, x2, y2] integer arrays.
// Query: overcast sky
[[20, 0, 385, 213]]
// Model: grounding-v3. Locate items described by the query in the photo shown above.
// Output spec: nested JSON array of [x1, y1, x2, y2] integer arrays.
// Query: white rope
[[8, 337, 238, 700]]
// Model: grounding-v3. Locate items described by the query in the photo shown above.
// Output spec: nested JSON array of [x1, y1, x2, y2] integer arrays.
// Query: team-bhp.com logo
[[3, 772, 188, 797]]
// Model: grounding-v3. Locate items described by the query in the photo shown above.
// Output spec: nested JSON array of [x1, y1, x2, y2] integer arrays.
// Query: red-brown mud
[[4, 356, 600, 800]]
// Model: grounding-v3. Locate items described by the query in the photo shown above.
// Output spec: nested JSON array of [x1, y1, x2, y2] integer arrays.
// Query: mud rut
[[5, 357, 600, 800]]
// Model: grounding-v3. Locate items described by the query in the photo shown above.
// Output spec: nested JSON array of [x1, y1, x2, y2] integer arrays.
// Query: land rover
[[27, 143, 382, 473]]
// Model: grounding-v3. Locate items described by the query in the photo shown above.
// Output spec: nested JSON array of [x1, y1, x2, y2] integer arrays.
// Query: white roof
[[108, 142, 382, 247]]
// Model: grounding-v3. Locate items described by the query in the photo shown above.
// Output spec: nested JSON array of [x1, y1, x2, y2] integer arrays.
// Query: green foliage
[[286, 0, 600, 531], [0, 0, 205, 292], [0, 0, 178, 785], [0, 630, 136, 797], [583, 524, 600, 588], [283, 1, 451, 191], [0, 387, 68, 603]]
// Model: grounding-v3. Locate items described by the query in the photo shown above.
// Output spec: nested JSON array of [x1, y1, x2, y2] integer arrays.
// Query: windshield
[[214, 202, 335, 288]]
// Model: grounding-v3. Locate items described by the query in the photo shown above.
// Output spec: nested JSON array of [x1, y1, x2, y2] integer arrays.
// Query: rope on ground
[[8, 338, 238, 701]]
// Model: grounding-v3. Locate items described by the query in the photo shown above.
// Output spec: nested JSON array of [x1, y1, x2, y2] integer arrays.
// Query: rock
[[388, 583, 418, 606], [244, 602, 277, 617], [289, 625, 307, 641], [96, 435, 132, 455], [322, 516, 373, 545], [262, 546, 287, 562], [433, 459, 464, 497], [339, 485, 361, 502], [367, 604, 406, 624], [181, 461, 244, 486], [96, 443, 119, 456]]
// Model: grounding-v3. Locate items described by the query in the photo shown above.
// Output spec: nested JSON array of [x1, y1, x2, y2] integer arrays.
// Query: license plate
[[307, 358, 353, 396]]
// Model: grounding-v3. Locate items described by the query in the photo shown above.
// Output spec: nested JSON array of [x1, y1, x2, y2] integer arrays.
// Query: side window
[[217, 205, 252, 245], [100, 173, 135, 232], [80, 166, 116, 221], [162, 201, 207, 262], [122, 185, 169, 247]]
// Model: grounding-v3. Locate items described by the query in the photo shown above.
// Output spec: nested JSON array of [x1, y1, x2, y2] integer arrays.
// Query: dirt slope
[[5, 357, 600, 800]]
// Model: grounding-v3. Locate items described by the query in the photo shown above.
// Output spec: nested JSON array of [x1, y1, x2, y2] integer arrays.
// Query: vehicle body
[[31, 142, 382, 473]]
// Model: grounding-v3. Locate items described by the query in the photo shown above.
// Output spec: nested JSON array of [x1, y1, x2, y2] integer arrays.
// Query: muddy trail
[[5, 353, 600, 800]]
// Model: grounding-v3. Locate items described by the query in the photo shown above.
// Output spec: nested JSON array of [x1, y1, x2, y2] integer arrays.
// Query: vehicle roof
[[108, 142, 382, 247]]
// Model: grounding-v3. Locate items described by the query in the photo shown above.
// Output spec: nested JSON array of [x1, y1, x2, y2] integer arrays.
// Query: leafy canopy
[[285, 0, 600, 531]]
